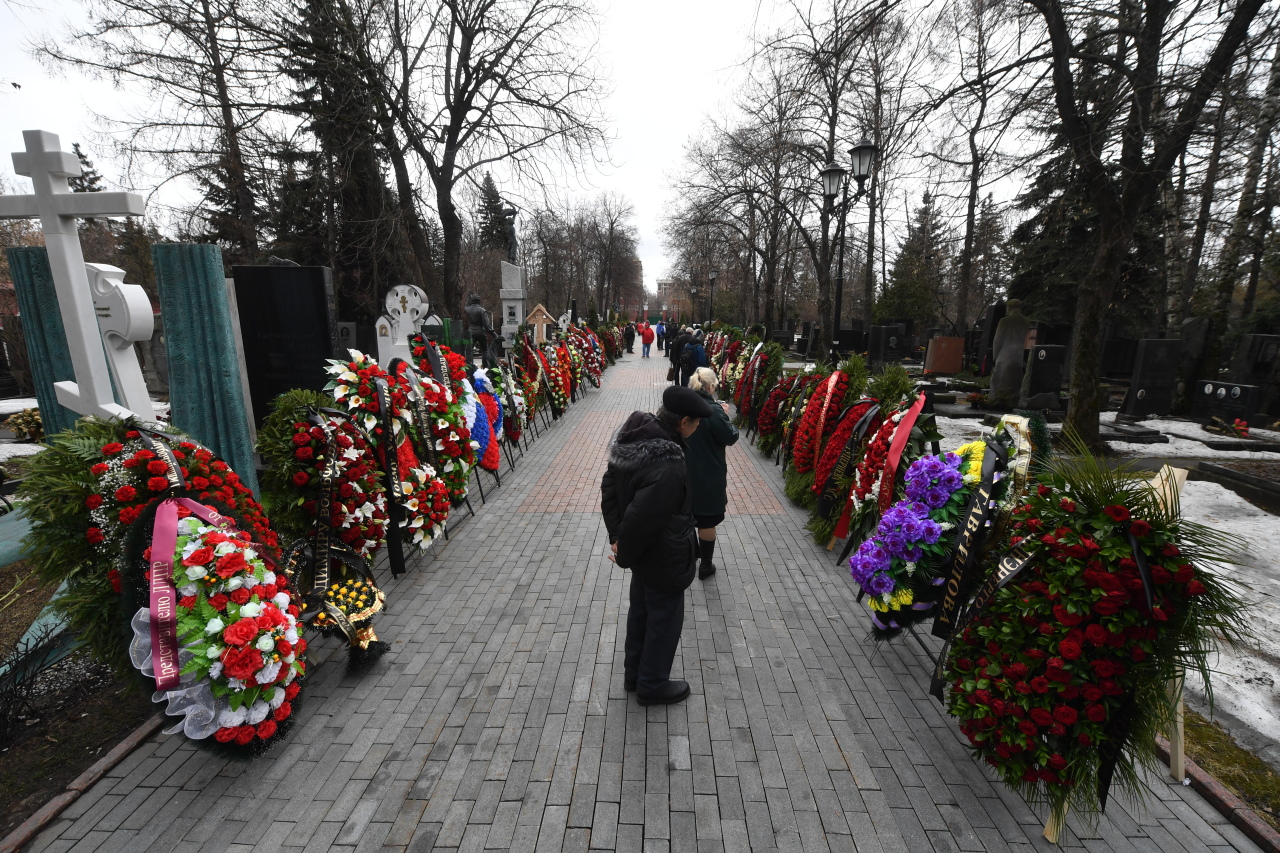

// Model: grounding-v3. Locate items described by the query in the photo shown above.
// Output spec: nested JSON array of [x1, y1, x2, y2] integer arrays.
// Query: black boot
[[698, 539, 716, 580]]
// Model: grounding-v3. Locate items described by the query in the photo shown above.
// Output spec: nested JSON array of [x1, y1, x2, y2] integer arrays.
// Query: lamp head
[[850, 138, 876, 192], [819, 161, 846, 199]]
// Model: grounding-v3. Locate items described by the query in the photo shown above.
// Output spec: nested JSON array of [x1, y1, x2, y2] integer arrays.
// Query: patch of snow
[[0, 398, 39, 418], [0, 442, 44, 461], [1177, 479, 1280, 766], [1101, 412, 1280, 460]]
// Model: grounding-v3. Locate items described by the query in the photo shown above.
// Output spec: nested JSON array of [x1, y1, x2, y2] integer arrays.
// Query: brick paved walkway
[[27, 354, 1263, 853]]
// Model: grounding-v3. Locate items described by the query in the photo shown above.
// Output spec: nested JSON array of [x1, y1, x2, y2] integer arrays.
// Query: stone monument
[[376, 283, 428, 367], [0, 130, 150, 422], [526, 304, 557, 345], [988, 298, 1031, 409], [499, 262, 527, 347]]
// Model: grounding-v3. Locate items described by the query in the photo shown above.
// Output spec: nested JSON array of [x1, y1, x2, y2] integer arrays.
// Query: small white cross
[[0, 130, 149, 420]]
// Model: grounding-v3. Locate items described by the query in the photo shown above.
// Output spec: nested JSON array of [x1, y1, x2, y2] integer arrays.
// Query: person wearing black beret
[[600, 385, 713, 705]]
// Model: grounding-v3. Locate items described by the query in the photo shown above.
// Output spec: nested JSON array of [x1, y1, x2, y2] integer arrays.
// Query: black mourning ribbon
[[817, 403, 881, 525]]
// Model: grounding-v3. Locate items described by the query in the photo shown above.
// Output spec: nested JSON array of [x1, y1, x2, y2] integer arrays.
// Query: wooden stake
[[1043, 810, 1065, 844]]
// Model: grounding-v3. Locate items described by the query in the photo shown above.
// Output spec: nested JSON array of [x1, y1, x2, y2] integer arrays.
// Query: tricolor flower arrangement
[[943, 446, 1247, 826], [470, 368, 503, 472]]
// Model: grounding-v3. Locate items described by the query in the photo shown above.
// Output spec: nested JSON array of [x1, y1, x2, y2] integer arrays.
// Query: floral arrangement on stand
[[471, 367, 503, 472], [324, 350, 452, 551], [19, 419, 300, 749], [494, 364, 526, 444], [805, 397, 882, 545], [755, 372, 805, 457], [777, 370, 828, 466], [408, 336, 479, 504], [943, 445, 1246, 828], [733, 343, 783, 429], [541, 344, 570, 415], [257, 389, 389, 558], [785, 356, 867, 508]]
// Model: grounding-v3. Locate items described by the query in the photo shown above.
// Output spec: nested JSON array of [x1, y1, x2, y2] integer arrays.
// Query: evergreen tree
[[68, 144, 104, 193], [875, 192, 951, 330], [476, 173, 508, 253]]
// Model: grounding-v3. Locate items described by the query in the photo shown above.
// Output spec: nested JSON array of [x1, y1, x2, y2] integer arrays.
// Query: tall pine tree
[[875, 192, 951, 331], [476, 173, 508, 253]]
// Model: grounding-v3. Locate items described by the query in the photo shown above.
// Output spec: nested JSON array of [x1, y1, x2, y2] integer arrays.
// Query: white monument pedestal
[[499, 261, 527, 347]]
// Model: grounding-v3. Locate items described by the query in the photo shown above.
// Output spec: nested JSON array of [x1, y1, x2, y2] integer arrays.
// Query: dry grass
[[1184, 709, 1280, 831]]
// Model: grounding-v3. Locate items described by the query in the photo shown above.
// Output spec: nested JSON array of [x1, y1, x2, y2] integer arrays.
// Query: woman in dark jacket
[[684, 367, 739, 579], [601, 386, 713, 705]]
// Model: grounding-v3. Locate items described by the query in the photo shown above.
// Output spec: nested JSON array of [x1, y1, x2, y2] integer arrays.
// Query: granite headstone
[[1121, 339, 1181, 418]]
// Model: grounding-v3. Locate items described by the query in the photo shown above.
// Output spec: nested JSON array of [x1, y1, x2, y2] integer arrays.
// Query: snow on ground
[[1100, 412, 1280, 460], [0, 398, 38, 418], [1178, 478, 1280, 766], [0, 442, 45, 461]]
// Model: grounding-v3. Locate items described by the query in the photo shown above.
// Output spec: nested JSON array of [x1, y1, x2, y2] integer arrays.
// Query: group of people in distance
[[600, 321, 735, 706]]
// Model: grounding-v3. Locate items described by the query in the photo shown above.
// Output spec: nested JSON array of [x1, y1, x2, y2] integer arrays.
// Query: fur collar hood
[[609, 411, 685, 471]]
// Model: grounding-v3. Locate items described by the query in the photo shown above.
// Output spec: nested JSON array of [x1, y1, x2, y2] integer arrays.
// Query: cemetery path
[[26, 353, 1264, 853]]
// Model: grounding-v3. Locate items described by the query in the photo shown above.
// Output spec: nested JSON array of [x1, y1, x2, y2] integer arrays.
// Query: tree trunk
[[435, 183, 462, 319], [1065, 224, 1132, 446], [386, 141, 436, 299], [1241, 166, 1276, 320], [1201, 40, 1280, 379], [1182, 99, 1227, 312], [201, 0, 257, 257]]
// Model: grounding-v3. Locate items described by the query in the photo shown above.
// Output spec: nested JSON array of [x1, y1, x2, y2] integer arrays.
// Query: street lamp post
[[708, 268, 719, 325], [689, 285, 698, 325], [819, 138, 876, 353]]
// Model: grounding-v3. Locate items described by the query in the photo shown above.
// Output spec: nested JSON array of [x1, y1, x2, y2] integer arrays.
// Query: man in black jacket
[[668, 327, 691, 385], [601, 386, 714, 705]]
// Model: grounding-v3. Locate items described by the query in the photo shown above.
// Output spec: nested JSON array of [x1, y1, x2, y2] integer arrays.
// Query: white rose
[[226, 576, 244, 591], [256, 634, 275, 652], [206, 645, 222, 658], [205, 617, 225, 635], [214, 541, 238, 556], [185, 565, 207, 581], [273, 593, 290, 610], [239, 601, 262, 618], [179, 584, 198, 597]]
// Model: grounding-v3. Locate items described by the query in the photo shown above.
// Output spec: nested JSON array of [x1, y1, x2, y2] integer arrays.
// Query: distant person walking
[[679, 329, 707, 388], [655, 321, 666, 353], [640, 323, 655, 358], [601, 386, 714, 705], [684, 368, 739, 580], [624, 323, 636, 354]]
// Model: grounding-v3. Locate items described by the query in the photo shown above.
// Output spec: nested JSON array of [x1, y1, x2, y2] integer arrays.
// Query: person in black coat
[[684, 367, 739, 579], [668, 328, 691, 385], [624, 323, 636, 353], [601, 385, 714, 705]]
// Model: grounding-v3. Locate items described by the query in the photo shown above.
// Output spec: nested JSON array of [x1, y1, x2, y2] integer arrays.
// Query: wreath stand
[[1043, 464, 1188, 845]]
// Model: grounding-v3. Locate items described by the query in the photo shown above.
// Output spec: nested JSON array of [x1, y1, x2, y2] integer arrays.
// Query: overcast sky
[[0, 0, 789, 295]]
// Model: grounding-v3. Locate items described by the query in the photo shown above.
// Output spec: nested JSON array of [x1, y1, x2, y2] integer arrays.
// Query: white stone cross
[[0, 130, 147, 420]]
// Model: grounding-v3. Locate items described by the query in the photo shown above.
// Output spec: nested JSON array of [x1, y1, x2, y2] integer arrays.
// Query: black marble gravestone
[[231, 265, 338, 426], [1193, 380, 1262, 424], [1020, 345, 1067, 408], [1121, 339, 1181, 418], [1100, 337, 1138, 379], [1232, 334, 1280, 386], [974, 301, 1006, 376]]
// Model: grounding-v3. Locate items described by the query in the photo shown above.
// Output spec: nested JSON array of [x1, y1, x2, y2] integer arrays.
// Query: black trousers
[[624, 576, 685, 693]]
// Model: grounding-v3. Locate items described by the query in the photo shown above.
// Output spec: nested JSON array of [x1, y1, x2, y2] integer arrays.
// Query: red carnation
[[1085, 704, 1107, 723], [107, 568, 122, 593], [230, 588, 251, 605], [276, 639, 294, 658], [221, 645, 264, 680], [1129, 519, 1151, 537], [86, 527, 105, 544], [209, 593, 229, 611], [285, 682, 301, 700], [214, 727, 238, 743], [147, 476, 170, 492], [147, 459, 169, 475], [292, 471, 310, 486], [1104, 505, 1130, 522], [102, 442, 124, 455], [191, 476, 209, 490], [296, 638, 307, 653], [114, 485, 137, 502], [234, 726, 256, 746], [274, 702, 292, 721], [256, 719, 277, 739], [85, 494, 103, 509], [90, 463, 109, 476]]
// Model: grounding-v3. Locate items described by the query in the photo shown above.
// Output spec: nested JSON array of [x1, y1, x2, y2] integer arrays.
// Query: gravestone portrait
[[1019, 344, 1066, 409], [1121, 339, 1181, 418], [1193, 380, 1262, 424], [336, 321, 357, 352], [988, 299, 1031, 409], [230, 265, 338, 426]]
